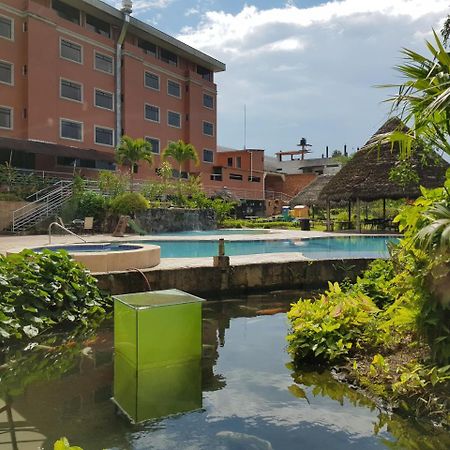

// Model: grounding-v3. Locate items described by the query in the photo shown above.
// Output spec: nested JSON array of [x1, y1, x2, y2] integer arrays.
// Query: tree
[[116, 136, 153, 192], [162, 140, 199, 183]]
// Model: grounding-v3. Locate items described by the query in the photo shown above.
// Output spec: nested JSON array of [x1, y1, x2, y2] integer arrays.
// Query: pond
[[0, 292, 448, 450]]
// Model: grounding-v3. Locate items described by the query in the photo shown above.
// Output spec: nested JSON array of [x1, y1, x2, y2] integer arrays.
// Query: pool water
[[1, 292, 448, 449], [34, 243, 142, 253], [139, 236, 397, 259]]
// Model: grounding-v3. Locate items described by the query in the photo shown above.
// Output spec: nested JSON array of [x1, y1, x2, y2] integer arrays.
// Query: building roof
[[320, 117, 449, 202], [289, 174, 336, 207], [264, 156, 341, 175], [216, 146, 264, 153], [68, 0, 225, 72]]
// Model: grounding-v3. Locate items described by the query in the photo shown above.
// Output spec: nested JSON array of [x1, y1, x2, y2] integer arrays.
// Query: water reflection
[[0, 291, 448, 450]]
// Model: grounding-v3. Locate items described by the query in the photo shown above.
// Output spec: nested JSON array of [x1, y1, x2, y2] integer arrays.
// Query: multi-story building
[[0, 0, 225, 191]]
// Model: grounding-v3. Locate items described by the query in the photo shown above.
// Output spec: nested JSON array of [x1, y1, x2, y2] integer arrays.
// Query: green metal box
[[113, 289, 205, 423]]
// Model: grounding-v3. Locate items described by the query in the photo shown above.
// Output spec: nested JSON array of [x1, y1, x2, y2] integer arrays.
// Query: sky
[[106, 1, 449, 157]]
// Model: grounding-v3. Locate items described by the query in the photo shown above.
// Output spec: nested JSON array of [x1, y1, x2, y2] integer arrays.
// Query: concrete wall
[[136, 207, 216, 233], [96, 258, 373, 298], [0, 200, 29, 231]]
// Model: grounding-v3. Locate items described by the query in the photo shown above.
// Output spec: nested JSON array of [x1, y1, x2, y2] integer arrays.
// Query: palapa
[[290, 174, 336, 208], [320, 118, 449, 202]]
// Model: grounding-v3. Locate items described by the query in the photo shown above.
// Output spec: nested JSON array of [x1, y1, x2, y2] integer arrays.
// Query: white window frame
[[145, 136, 160, 154], [202, 148, 214, 164], [203, 93, 214, 110], [144, 103, 160, 123], [94, 125, 115, 147], [94, 88, 114, 111], [167, 79, 181, 99], [0, 60, 13, 86], [167, 110, 181, 129], [0, 105, 13, 130], [59, 37, 83, 64], [202, 120, 214, 137], [60, 118, 83, 142], [60, 77, 83, 103], [144, 71, 160, 91], [0, 14, 14, 41], [94, 50, 114, 75]]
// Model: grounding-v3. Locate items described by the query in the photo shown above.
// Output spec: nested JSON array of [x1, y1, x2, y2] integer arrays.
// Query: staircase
[[11, 180, 74, 232]]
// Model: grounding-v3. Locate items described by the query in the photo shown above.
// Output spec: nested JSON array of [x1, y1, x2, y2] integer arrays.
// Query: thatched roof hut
[[320, 118, 449, 202], [290, 174, 335, 208]]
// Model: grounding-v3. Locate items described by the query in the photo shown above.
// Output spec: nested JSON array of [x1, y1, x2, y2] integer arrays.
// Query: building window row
[[60, 119, 114, 146], [145, 137, 160, 154], [203, 149, 214, 163], [59, 79, 114, 110], [144, 105, 181, 128], [0, 15, 13, 40], [53, 0, 110, 38], [203, 121, 214, 137], [57, 156, 115, 171], [0, 106, 12, 130], [144, 72, 183, 99], [203, 93, 214, 109], [60, 39, 113, 74]]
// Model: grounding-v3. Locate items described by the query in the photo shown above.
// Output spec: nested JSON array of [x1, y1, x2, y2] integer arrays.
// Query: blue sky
[[106, 1, 449, 157]]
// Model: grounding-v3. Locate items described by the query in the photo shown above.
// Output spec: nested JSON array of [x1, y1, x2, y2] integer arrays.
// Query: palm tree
[[116, 136, 153, 192], [162, 140, 199, 182]]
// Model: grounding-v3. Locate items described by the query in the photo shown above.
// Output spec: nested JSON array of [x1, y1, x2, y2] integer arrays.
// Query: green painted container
[[113, 289, 205, 423]]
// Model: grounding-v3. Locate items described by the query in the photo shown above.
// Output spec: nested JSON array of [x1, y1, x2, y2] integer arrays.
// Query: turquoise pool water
[[139, 236, 397, 259]]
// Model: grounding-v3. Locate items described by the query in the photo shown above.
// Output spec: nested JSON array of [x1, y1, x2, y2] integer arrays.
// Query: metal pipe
[[48, 222, 87, 245], [115, 4, 131, 147]]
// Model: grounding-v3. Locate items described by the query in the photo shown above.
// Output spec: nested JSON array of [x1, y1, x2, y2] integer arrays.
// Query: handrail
[[48, 222, 87, 245]]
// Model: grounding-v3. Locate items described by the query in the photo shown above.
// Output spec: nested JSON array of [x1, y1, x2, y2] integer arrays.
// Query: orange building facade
[[0, 0, 267, 198]]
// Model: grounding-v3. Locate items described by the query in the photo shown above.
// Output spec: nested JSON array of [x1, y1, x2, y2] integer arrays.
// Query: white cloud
[[177, 1, 448, 155]]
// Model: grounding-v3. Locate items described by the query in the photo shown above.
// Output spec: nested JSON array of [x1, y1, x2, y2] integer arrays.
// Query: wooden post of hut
[[356, 197, 361, 233], [326, 200, 331, 232]]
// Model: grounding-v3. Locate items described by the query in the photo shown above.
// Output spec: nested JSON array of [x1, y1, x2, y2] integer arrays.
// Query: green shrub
[[0, 192, 23, 201], [0, 250, 110, 343], [98, 170, 129, 197], [77, 190, 109, 220], [110, 192, 149, 216], [287, 282, 379, 363]]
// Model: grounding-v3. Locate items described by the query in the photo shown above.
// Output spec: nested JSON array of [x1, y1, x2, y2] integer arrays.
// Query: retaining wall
[[96, 258, 373, 298]]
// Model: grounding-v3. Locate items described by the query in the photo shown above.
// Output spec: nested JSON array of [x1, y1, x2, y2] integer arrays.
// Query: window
[[160, 48, 177, 66], [0, 16, 12, 40], [60, 119, 82, 141], [57, 156, 114, 170], [94, 52, 113, 73], [229, 173, 243, 181], [95, 89, 113, 110], [95, 126, 114, 146], [145, 137, 160, 154], [248, 176, 261, 182], [168, 80, 181, 98], [144, 71, 159, 90], [0, 61, 12, 85], [60, 39, 82, 63], [168, 111, 181, 128], [203, 121, 214, 136], [203, 93, 214, 109], [236, 156, 241, 168], [60, 79, 82, 102], [86, 14, 110, 38], [145, 104, 159, 122], [138, 39, 156, 56], [52, 0, 80, 25], [197, 65, 213, 82], [203, 149, 214, 163], [227, 157, 233, 167], [0, 107, 12, 129]]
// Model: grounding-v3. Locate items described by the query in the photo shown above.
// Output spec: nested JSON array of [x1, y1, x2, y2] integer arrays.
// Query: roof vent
[[121, 0, 133, 14]]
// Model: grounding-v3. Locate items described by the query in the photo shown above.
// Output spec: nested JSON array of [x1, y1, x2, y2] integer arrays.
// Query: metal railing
[[12, 180, 74, 232], [48, 221, 86, 244]]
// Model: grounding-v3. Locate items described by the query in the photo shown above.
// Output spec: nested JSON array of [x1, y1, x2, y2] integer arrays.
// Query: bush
[[110, 192, 149, 216], [0, 250, 110, 343], [77, 190, 109, 220], [0, 192, 23, 201], [287, 282, 379, 363], [98, 170, 129, 197]]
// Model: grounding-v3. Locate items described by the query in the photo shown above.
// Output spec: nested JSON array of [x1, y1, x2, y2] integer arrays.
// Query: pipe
[[115, 8, 131, 147]]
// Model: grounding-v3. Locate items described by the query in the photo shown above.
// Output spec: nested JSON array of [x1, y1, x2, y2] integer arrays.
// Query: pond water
[[0, 292, 448, 450]]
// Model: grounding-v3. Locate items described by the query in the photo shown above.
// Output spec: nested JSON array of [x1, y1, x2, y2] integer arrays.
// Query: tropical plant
[[110, 192, 149, 216], [77, 190, 109, 221], [98, 170, 129, 197], [116, 136, 153, 191], [162, 140, 199, 182]]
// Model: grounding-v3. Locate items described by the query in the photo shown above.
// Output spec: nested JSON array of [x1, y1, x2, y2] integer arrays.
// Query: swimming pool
[[138, 236, 397, 259], [151, 229, 270, 236], [33, 243, 142, 253]]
